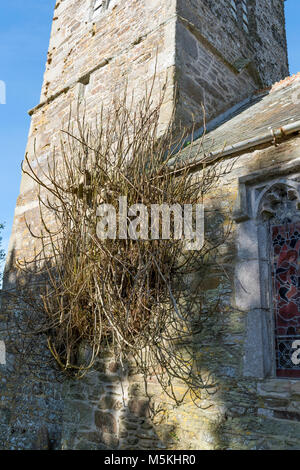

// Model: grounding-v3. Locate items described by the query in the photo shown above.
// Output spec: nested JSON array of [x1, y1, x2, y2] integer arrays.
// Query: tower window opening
[[93, 0, 104, 16], [241, 0, 249, 32], [230, 0, 249, 33]]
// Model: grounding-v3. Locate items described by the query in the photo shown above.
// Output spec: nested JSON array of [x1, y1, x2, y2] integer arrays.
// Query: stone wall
[[40, 0, 177, 103], [0, 293, 63, 450], [5, 0, 289, 273], [1, 0, 176, 450], [2, 132, 298, 451], [176, 0, 289, 128], [250, 0, 289, 85], [60, 132, 300, 450], [5, 0, 177, 275], [0, 0, 296, 450], [2, 130, 300, 451], [64, 131, 300, 452]]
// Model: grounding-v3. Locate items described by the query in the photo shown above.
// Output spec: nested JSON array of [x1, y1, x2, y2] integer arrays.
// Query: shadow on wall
[[61, 358, 170, 450], [0, 246, 64, 450], [0, 193, 280, 450], [0, 245, 178, 450]]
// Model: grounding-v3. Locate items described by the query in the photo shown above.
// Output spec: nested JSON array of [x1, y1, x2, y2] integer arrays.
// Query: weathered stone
[[0, 408, 11, 425], [139, 440, 158, 449], [82, 431, 101, 444], [128, 383, 142, 397], [121, 420, 139, 431], [64, 401, 94, 427], [1, 0, 298, 453], [141, 421, 153, 430], [98, 374, 120, 383], [257, 408, 274, 418], [291, 382, 300, 395], [137, 429, 157, 440], [98, 395, 122, 411], [259, 380, 291, 394], [95, 411, 117, 435], [75, 440, 108, 451], [32, 426, 50, 450], [288, 401, 300, 413], [264, 398, 290, 410], [227, 406, 246, 417], [128, 399, 150, 418], [107, 362, 120, 374], [101, 432, 119, 449], [127, 437, 138, 446]]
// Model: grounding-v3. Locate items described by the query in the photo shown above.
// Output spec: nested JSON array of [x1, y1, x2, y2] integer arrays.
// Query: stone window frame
[[233, 158, 300, 379]]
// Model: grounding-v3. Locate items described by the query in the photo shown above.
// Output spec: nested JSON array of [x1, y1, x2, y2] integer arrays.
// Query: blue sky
[[0, 0, 56, 258], [0, 0, 299, 260]]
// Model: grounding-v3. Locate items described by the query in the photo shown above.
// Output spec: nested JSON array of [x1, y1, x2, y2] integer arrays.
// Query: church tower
[[0, 0, 290, 451], [4, 0, 288, 276], [176, 0, 288, 126]]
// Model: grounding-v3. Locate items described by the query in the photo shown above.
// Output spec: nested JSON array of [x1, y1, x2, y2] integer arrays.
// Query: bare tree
[[15, 84, 233, 405]]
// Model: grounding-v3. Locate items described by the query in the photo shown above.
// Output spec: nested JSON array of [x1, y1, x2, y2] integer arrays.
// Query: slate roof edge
[[169, 119, 300, 172], [188, 94, 263, 143]]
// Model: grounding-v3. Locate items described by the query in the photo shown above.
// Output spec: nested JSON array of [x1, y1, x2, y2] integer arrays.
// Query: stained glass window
[[272, 222, 300, 378]]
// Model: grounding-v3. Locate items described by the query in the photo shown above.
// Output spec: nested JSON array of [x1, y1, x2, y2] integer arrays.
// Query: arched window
[[259, 184, 300, 378], [234, 163, 300, 379]]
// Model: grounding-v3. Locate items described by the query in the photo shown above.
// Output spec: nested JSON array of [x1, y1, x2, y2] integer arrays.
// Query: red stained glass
[[271, 222, 300, 378]]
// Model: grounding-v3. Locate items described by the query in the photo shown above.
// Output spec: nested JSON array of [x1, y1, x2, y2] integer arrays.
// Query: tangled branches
[[16, 86, 232, 404]]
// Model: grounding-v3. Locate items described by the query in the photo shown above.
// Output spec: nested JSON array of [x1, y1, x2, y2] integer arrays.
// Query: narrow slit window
[[241, 0, 249, 32], [93, 0, 104, 16], [230, 0, 249, 33], [230, 0, 238, 20]]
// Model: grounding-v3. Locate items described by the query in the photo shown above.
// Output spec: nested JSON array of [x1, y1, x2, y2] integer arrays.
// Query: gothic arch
[[234, 166, 300, 378], [256, 180, 300, 222]]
